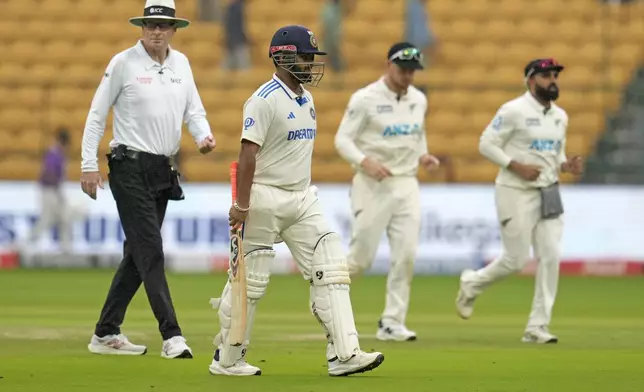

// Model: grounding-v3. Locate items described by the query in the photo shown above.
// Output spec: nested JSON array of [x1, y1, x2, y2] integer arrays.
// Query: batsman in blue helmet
[[207, 25, 385, 377], [268, 24, 327, 88]]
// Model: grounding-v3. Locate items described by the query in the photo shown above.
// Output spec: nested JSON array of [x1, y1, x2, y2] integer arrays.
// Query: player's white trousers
[[214, 183, 362, 366], [347, 172, 421, 326], [464, 185, 563, 328]]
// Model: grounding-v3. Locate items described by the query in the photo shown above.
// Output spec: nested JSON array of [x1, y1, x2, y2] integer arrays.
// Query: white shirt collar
[[135, 40, 175, 72], [378, 76, 407, 100], [523, 91, 556, 115]]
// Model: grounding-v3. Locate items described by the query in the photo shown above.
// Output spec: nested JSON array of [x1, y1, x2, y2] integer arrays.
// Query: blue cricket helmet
[[268, 25, 327, 58], [267, 25, 326, 87]]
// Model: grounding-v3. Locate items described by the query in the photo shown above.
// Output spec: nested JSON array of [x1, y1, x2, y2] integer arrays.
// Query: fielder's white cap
[[129, 0, 190, 29]]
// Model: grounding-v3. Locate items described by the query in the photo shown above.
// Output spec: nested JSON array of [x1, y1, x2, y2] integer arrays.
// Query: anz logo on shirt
[[529, 139, 562, 152], [287, 128, 316, 141], [382, 123, 422, 137]]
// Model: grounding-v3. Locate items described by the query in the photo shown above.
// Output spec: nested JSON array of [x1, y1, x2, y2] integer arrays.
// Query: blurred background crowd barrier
[[0, 0, 643, 275]]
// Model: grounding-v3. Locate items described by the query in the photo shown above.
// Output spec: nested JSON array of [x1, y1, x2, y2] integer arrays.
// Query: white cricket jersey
[[479, 91, 568, 189], [81, 40, 212, 172], [334, 77, 429, 177], [241, 75, 317, 191]]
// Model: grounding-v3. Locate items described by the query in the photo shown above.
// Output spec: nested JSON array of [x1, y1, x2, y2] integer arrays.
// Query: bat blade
[[228, 161, 247, 347], [228, 228, 247, 346]]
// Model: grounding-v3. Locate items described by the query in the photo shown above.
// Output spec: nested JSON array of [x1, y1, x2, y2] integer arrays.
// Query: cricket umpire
[[456, 58, 583, 344], [80, 0, 216, 358]]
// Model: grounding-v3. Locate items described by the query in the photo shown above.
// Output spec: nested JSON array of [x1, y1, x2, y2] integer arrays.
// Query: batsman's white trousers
[[347, 172, 421, 326], [243, 183, 330, 277], [464, 185, 563, 328]]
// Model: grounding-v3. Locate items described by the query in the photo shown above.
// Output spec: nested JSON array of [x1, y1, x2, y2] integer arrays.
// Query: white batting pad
[[211, 248, 275, 367], [310, 233, 360, 362]]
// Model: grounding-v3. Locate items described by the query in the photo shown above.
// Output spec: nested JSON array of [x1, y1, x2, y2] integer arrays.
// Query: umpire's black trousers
[[94, 147, 183, 341]]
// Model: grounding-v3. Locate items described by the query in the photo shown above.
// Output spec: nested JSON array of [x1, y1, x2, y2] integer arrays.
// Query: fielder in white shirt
[[208, 25, 384, 377], [80, 0, 215, 359], [334, 42, 440, 342], [456, 59, 583, 344]]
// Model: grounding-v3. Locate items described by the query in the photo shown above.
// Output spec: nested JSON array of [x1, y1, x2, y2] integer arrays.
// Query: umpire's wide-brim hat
[[129, 0, 190, 29]]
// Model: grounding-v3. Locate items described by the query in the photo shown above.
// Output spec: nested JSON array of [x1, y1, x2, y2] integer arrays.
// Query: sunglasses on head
[[389, 47, 423, 62]]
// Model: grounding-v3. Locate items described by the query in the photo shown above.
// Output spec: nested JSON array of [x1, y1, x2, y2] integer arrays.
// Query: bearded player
[[456, 59, 583, 343], [208, 25, 385, 377]]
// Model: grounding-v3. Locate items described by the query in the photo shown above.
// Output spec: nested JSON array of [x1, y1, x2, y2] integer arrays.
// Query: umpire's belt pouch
[[168, 169, 185, 201], [539, 182, 563, 219]]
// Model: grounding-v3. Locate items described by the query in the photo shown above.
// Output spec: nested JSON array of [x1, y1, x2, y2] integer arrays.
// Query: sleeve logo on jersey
[[244, 117, 255, 130], [287, 128, 316, 141], [382, 124, 422, 137], [491, 115, 503, 131], [310, 107, 316, 120], [529, 139, 562, 152]]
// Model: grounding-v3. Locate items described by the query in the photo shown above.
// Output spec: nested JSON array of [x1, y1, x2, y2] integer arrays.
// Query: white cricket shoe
[[328, 350, 385, 376], [521, 326, 559, 344], [161, 336, 193, 359], [208, 349, 261, 376], [456, 269, 477, 320], [376, 320, 417, 341], [87, 334, 147, 356]]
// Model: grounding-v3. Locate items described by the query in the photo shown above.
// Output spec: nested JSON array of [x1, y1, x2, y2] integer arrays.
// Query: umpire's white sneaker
[[456, 269, 477, 319], [376, 320, 417, 341], [328, 350, 385, 376], [87, 334, 147, 356], [161, 336, 193, 359], [521, 326, 559, 344], [208, 349, 261, 376]]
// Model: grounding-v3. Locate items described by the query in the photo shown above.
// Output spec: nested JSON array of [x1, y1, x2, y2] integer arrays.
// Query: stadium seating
[[0, 0, 643, 183]]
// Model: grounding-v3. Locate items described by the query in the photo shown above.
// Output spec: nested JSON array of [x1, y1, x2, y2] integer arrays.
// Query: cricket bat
[[228, 161, 247, 347]]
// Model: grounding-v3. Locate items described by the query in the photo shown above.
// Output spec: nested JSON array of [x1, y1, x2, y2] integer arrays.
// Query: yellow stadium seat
[[427, 132, 455, 157], [42, 40, 77, 65], [5, 0, 40, 20], [0, 156, 41, 180], [484, 19, 517, 45], [445, 19, 478, 45], [181, 157, 230, 182], [315, 132, 338, 157], [565, 132, 595, 157], [12, 87, 44, 110], [452, 158, 498, 183], [312, 160, 354, 182]]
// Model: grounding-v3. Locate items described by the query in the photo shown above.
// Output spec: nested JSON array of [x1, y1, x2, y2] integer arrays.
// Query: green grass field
[[1, 269, 643, 392]]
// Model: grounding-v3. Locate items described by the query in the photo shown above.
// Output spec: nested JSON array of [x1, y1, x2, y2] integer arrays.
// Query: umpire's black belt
[[109, 145, 173, 165]]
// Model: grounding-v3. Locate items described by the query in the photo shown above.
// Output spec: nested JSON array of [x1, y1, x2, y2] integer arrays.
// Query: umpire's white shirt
[[241, 75, 317, 192], [81, 40, 212, 172], [334, 77, 429, 177], [479, 92, 568, 189]]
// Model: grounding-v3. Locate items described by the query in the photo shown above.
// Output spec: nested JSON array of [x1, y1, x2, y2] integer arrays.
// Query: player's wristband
[[233, 200, 250, 212]]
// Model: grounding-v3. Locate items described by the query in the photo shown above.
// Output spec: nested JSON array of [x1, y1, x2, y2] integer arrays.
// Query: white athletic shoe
[[456, 269, 477, 320], [161, 336, 193, 359], [328, 350, 385, 376], [376, 320, 417, 341], [521, 326, 559, 344], [208, 349, 262, 376], [87, 334, 147, 356]]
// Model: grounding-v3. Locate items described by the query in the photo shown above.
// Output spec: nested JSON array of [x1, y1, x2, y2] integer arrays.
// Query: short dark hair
[[56, 127, 70, 146]]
